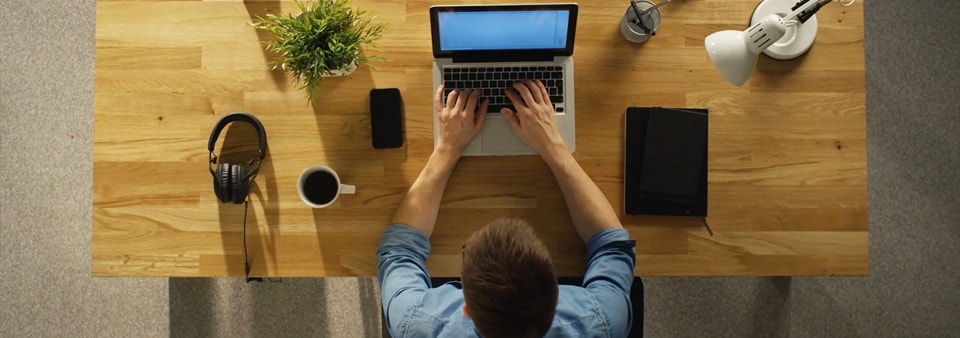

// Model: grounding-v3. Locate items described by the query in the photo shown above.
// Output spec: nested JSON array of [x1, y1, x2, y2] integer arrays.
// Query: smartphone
[[369, 88, 404, 149]]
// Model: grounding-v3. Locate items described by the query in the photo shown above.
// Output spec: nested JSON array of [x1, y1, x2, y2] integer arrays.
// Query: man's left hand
[[435, 86, 488, 156]]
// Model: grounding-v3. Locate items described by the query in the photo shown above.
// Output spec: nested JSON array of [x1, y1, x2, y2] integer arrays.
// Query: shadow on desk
[[244, 0, 288, 90], [215, 120, 279, 277], [309, 64, 377, 175]]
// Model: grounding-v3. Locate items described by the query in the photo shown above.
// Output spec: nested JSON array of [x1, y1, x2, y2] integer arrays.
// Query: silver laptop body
[[430, 4, 579, 156]]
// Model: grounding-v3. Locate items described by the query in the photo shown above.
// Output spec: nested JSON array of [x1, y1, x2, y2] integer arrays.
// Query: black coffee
[[303, 171, 339, 205]]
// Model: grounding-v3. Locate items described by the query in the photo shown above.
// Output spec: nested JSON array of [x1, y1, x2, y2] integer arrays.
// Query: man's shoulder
[[556, 285, 601, 319], [404, 290, 479, 338], [418, 282, 466, 312], [411, 285, 596, 337], [551, 285, 630, 337], [403, 311, 479, 338], [405, 284, 624, 338], [398, 283, 477, 337]]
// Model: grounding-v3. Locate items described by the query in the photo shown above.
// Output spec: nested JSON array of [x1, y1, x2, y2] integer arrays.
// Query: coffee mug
[[297, 165, 356, 208]]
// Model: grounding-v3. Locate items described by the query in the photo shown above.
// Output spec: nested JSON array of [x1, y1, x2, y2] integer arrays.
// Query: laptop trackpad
[[481, 122, 526, 154]]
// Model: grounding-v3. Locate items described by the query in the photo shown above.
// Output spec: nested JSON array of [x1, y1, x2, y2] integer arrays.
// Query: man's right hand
[[503, 81, 620, 245], [501, 80, 567, 157]]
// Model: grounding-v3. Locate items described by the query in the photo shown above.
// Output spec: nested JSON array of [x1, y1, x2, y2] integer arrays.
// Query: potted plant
[[252, 0, 385, 100]]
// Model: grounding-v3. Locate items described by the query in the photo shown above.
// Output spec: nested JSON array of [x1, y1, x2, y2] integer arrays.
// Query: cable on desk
[[702, 218, 715, 237], [243, 200, 263, 283]]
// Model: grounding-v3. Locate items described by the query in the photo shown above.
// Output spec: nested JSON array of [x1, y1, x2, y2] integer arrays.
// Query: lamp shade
[[704, 30, 758, 86], [704, 14, 788, 86]]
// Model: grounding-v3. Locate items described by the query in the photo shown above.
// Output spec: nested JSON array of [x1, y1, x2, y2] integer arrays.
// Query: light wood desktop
[[93, 0, 867, 277]]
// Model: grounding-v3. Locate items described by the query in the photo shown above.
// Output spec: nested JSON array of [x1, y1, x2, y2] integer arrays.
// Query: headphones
[[208, 112, 268, 204]]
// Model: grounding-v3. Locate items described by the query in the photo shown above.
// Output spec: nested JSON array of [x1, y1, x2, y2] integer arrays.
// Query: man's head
[[461, 217, 558, 338]]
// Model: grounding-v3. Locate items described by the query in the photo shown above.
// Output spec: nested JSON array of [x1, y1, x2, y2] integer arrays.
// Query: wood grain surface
[[93, 0, 868, 277]]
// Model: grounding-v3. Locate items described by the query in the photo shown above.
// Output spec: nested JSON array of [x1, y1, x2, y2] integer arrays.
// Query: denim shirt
[[377, 224, 637, 338]]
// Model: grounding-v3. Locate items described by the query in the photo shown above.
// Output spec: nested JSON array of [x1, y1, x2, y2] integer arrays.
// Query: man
[[378, 80, 637, 338]]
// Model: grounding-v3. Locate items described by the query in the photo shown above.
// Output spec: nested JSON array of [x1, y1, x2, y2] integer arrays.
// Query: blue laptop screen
[[437, 10, 571, 51]]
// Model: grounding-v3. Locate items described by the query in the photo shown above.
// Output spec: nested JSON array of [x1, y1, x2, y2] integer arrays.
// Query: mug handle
[[340, 184, 356, 194]]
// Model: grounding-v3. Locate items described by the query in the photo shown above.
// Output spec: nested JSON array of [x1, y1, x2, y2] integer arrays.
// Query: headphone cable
[[243, 200, 263, 283]]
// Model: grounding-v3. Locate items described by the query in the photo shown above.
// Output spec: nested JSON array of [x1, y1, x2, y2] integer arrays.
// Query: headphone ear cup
[[231, 164, 248, 204], [216, 163, 232, 203]]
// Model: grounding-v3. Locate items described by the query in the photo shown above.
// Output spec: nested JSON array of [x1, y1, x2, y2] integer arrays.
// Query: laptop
[[430, 4, 578, 156]]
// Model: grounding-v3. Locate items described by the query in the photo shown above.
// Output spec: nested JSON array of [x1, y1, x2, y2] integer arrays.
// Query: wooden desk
[[93, 0, 867, 277]]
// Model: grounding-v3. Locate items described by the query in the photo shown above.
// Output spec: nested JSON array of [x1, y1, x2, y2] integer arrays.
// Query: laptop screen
[[430, 4, 578, 58], [438, 10, 570, 51]]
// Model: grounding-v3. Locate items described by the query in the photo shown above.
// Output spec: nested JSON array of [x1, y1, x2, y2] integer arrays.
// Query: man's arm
[[378, 87, 488, 335], [541, 147, 621, 243], [501, 80, 621, 243], [389, 87, 488, 237], [500, 80, 635, 337], [391, 151, 458, 237], [377, 224, 431, 335], [378, 154, 455, 335], [504, 80, 635, 336]]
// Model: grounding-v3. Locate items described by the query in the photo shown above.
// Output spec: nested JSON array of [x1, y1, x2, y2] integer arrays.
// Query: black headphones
[[208, 112, 268, 204]]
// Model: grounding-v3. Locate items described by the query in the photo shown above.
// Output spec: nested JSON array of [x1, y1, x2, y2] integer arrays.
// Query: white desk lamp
[[704, 0, 855, 86]]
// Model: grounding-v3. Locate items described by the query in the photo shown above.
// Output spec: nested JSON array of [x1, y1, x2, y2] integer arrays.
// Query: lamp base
[[751, 0, 818, 60]]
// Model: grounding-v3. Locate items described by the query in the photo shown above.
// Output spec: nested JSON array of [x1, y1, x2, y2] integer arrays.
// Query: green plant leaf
[[251, 0, 387, 100]]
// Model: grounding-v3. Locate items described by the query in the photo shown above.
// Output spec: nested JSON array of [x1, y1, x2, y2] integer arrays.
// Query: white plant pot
[[325, 62, 357, 77]]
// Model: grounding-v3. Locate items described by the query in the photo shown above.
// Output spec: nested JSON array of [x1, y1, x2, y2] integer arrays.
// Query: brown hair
[[462, 217, 558, 338]]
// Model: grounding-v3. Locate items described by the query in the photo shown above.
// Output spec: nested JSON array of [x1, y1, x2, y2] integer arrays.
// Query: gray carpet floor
[[2, 0, 958, 337]]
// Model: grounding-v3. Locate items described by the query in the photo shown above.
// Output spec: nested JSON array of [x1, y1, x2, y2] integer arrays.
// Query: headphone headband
[[207, 112, 268, 160]]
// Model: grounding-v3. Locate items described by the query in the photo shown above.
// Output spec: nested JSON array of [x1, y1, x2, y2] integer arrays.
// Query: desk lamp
[[704, 0, 855, 86]]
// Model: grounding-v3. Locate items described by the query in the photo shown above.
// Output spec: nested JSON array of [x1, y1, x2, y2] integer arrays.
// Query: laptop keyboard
[[442, 66, 565, 113]]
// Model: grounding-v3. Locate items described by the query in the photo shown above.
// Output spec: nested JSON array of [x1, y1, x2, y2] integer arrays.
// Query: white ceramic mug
[[297, 165, 356, 208]]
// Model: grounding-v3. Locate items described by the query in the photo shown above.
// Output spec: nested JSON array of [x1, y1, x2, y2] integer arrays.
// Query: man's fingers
[[504, 89, 524, 112], [524, 79, 545, 104], [537, 81, 550, 106], [465, 90, 480, 116], [435, 85, 444, 112], [475, 99, 489, 130], [502, 108, 522, 133], [513, 81, 538, 106], [454, 89, 472, 112], [476, 98, 490, 122], [446, 89, 459, 113]]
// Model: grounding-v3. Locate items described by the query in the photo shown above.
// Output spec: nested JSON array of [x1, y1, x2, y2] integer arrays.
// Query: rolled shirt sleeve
[[582, 228, 637, 337], [377, 224, 433, 335]]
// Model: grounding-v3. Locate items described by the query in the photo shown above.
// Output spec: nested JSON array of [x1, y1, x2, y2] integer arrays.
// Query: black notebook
[[624, 107, 708, 216]]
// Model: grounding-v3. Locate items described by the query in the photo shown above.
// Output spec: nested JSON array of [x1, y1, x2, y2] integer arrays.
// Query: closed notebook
[[624, 107, 708, 216]]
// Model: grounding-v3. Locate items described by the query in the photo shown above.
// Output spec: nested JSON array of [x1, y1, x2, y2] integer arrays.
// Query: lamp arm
[[784, 0, 831, 23]]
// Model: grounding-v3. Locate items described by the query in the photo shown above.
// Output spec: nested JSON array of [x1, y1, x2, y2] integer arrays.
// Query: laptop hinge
[[452, 51, 555, 63]]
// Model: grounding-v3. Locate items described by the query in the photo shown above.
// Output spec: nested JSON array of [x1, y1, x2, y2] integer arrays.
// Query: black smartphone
[[369, 88, 404, 149]]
